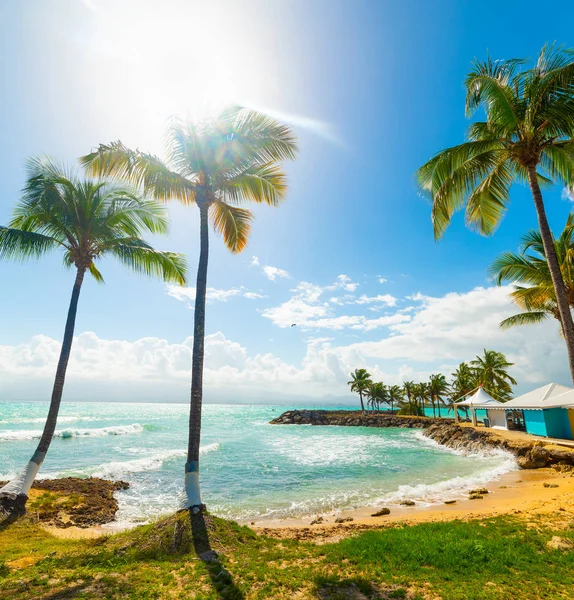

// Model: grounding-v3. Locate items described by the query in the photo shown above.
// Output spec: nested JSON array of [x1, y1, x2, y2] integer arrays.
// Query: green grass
[[1, 511, 573, 599]]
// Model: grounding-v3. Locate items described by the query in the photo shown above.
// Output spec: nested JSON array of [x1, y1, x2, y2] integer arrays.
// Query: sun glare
[[84, 2, 270, 146]]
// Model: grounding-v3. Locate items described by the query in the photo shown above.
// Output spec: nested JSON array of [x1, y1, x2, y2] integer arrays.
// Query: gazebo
[[454, 386, 502, 426]]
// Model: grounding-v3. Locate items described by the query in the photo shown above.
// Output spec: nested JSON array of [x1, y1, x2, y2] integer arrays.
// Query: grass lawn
[[1, 511, 573, 599]]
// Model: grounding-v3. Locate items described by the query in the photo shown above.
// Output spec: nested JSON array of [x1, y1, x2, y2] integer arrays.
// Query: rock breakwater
[[270, 410, 448, 428]]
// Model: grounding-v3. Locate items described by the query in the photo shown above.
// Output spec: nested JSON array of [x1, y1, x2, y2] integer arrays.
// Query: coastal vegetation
[[491, 214, 574, 330], [416, 44, 574, 382], [81, 107, 297, 511], [1, 511, 573, 599], [0, 159, 186, 514], [348, 349, 516, 415]]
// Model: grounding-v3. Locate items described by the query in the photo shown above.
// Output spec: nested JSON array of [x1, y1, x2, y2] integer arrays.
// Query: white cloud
[[262, 279, 403, 331], [0, 285, 570, 402], [262, 265, 290, 281], [354, 294, 397, 307], [377, 276, 388, 284], [250, 256, 260, 266], [166, 285, 263, 305], [335, 274, 359, 292], [561, 187, 574, 202]]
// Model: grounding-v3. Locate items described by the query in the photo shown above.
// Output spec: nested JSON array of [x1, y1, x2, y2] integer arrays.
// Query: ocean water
[[0, 402, 516, 526]]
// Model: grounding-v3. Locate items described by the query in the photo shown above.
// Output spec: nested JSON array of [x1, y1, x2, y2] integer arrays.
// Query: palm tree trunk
[[359, 391, 365, 413], [527, 165, 574, 382], [0, 267, 86, 515], [185, 202, 209, 511], [437, 401, 441, 418]]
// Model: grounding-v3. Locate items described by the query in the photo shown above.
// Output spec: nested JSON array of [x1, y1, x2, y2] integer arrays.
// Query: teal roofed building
[[474, 383, 574, 441]]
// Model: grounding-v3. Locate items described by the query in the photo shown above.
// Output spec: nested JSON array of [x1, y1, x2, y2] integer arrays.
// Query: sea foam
[[0, 423, 146, 442]]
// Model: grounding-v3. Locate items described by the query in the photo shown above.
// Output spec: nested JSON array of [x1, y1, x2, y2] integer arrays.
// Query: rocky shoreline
[[424, 423, 574, 469], [270, 410, 574, 470], [0, 477, 129, 528]]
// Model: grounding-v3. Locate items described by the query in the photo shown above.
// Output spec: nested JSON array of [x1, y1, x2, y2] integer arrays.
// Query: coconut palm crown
[[0, 157, 186, 514], [348, 368, 372, 412], [470, 349, 517, 401], [416, 44, 574, 381], [81, 107, 297, 511]]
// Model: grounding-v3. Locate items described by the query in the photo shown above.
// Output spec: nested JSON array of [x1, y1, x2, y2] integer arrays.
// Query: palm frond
[[109, 241, 187, 285], [0, 226, 62, 261], [81, 142, 196, 204], [500, 311, 550, 329], [221, 163, 288, 206], [210, 201, 252, 253]]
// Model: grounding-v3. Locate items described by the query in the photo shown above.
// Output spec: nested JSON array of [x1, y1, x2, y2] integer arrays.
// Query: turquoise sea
[[0, 402, 515, 527]]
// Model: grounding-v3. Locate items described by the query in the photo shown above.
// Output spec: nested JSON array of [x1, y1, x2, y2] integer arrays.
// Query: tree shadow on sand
[[188, 510, 245, 600]]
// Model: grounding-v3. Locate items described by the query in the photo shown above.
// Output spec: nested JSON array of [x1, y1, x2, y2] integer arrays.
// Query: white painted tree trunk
[[182, 462, 202, 510], [0, 451, 45, 500]]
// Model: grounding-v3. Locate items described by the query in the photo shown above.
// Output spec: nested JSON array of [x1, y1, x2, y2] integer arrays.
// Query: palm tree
[[365, 381, 381, 412], [402, 381, 418, 415], [0, 158, 186, 514], [450, 362, 477, 421], [416, 382, 430, 416], [348, 369, 372, 412], [429, 374, 450, 418], [490, 214, 574, 330], [416, 45, 574, 382], [82, 107, 297, 512], [471, 349, 516, 402], [387, 385, 403, 413]]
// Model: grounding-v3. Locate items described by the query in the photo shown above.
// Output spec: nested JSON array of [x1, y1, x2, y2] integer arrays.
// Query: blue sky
[[1, 0, 574, 403]]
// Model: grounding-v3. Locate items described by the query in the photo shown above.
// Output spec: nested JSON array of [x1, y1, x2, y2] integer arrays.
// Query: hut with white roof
[[455, 387, 503, 426]]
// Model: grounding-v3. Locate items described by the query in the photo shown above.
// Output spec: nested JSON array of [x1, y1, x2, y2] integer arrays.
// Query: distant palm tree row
[[348, 349, 516, 416], [0, 107, 297, 516]]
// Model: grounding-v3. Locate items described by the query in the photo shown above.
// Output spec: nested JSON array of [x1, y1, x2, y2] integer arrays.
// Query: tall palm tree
[[417, 45, 574, 382], [82, 107, 297, 512], [429, 373, 450, 418], [348, 369, 372, 412], [0, 158, 186, 514], [490, 214, 574, 330], [387, 385, 403, 413], [365, 381, 382, 412], [416, 382, 430, 416], [471, 349, 516, 402], [450, 362, 477, 421], [402, 381, 418, 415]]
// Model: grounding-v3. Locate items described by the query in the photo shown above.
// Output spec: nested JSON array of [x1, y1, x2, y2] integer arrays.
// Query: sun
[[84, 2, 270, 145]]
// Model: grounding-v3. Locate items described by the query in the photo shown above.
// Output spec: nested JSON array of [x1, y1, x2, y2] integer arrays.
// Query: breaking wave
[[0, 423, 148, 442], [68, 443, 220, 480]]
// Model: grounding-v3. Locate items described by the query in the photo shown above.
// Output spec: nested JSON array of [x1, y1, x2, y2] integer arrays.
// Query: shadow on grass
[[189, 509, 245, 600], [0, 511, 20, 533], [37, 581, 95, 599], [314, 576, 411, 600]]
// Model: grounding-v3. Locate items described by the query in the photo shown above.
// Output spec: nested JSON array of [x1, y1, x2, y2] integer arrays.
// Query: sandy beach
[[253, 467, 574, 540]]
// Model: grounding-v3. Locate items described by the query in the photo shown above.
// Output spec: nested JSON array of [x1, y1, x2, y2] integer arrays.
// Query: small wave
[[61, 442, 221, 480], [378, 457, 518, 505], [0, 423, 146, 442]]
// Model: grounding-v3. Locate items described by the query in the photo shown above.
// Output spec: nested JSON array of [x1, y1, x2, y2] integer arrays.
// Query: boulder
[[400, 500, 416, 506], [334, 516, 353, 523], [371, 508, 391, 517]]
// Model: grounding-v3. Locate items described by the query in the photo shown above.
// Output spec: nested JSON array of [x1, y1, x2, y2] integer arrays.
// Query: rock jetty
[[270, 410, 448, 428]]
